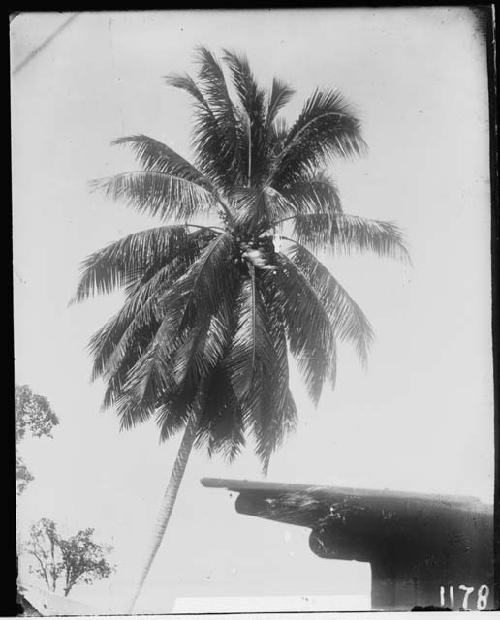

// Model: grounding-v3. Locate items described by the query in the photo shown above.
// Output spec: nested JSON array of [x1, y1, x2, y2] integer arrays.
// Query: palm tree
[[72, 47, 409, 610]]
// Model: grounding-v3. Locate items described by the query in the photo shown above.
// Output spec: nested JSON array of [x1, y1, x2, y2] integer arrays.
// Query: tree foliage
[[16, 385, 59, 442], [74, 47, 409, 471], [16, 455, 34, 495], [16, 385, 59, 494], [25, 519, 114, 597]]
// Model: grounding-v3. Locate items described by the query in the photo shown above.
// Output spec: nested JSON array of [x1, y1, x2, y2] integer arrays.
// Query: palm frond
[[224, 269, 294, 470], [195, 47, 243, 183], [97, 307, 166, 426], [88, 229, 216, 384], [195, 47, 236, 121], [162, 287, 242, 453], [123, 227, 217, 297], [268, 117, 289, 155], [90, 171, 217, 222], [231, 187, 271, 233], [263, 171, 342, 227], [92, 273, 191, 417], [99, 270, 184, 382], [266, 78, 295, 127], [286, 242, 374, 364], [293, 213, 411, 261], [164, 72, 205, 104], [88, 284, 162, 383], [223, 49, 268, 186], [222, 49, 266, 121], [271, 88, 365, 188], [71, 225, 194, 304], [277, 170, 343, 217], [192, 281, 246, 461], [167, 59, 241, 192], [261, 187, 300, 222], [261, 389, 297, 474], [114, 345, 174, 431], [265, 255, 336, 405], [225, 269, 266, 398], [112, 135, 214, 191], [172, 285, 236, 408], [131, 234, 237, 429], [194, 363, 245, 462], [177, 231, 238, 330], [168, 316, 213, 406], [224, 268, 279, 446], [232, 179, 340, 233], [118, 233, 237, 414], [155, 396, 191, 443], [249, 298, 297, 471]]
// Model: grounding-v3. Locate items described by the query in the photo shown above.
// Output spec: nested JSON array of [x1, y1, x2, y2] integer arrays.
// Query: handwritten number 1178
[[440, 585, 489, 610]]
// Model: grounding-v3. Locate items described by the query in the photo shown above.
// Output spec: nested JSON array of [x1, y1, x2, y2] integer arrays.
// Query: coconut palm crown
[[72, 47, 409, 609]]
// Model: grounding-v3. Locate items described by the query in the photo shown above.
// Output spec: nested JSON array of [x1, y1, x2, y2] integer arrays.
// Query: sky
[[11, 8, 493, 614]]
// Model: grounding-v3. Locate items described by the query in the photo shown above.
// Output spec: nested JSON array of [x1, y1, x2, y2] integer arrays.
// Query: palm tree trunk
[[128, 408, 201, 612]]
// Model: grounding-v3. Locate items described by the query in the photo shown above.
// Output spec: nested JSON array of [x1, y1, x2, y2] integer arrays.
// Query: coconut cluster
[[233, 235, 276, 270]]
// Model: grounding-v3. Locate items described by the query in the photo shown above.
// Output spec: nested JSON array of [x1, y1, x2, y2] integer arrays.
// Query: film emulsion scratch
[[11, 6, 496, 616]]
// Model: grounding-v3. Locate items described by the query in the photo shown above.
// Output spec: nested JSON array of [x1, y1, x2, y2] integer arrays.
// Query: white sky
[[12, 8, 493, 614]]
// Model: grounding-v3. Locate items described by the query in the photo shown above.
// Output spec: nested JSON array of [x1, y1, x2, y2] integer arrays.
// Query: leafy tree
[[72, 48, 409, 609], [16, 385, 59, 494], [26, 518, 113, 597], [16, 455, 35, 495], [16, 385, 59, 441]]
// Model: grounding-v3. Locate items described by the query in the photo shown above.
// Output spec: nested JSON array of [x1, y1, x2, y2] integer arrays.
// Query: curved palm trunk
[[128, 410, 201, 612]]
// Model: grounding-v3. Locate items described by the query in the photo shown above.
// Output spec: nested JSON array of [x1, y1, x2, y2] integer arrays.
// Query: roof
[[201, 477, 491, 514], [202, 477, 493, 567], [19, 583, 99, 616], [202, 478, 494, 609]]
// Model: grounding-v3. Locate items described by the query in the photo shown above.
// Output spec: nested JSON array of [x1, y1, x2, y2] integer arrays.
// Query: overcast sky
[[12, 8, 493, 614]]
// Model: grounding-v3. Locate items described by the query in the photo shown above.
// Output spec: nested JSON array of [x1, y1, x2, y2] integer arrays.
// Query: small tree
[[16, 385, 59, 494], [26, 518, 114, 597]]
